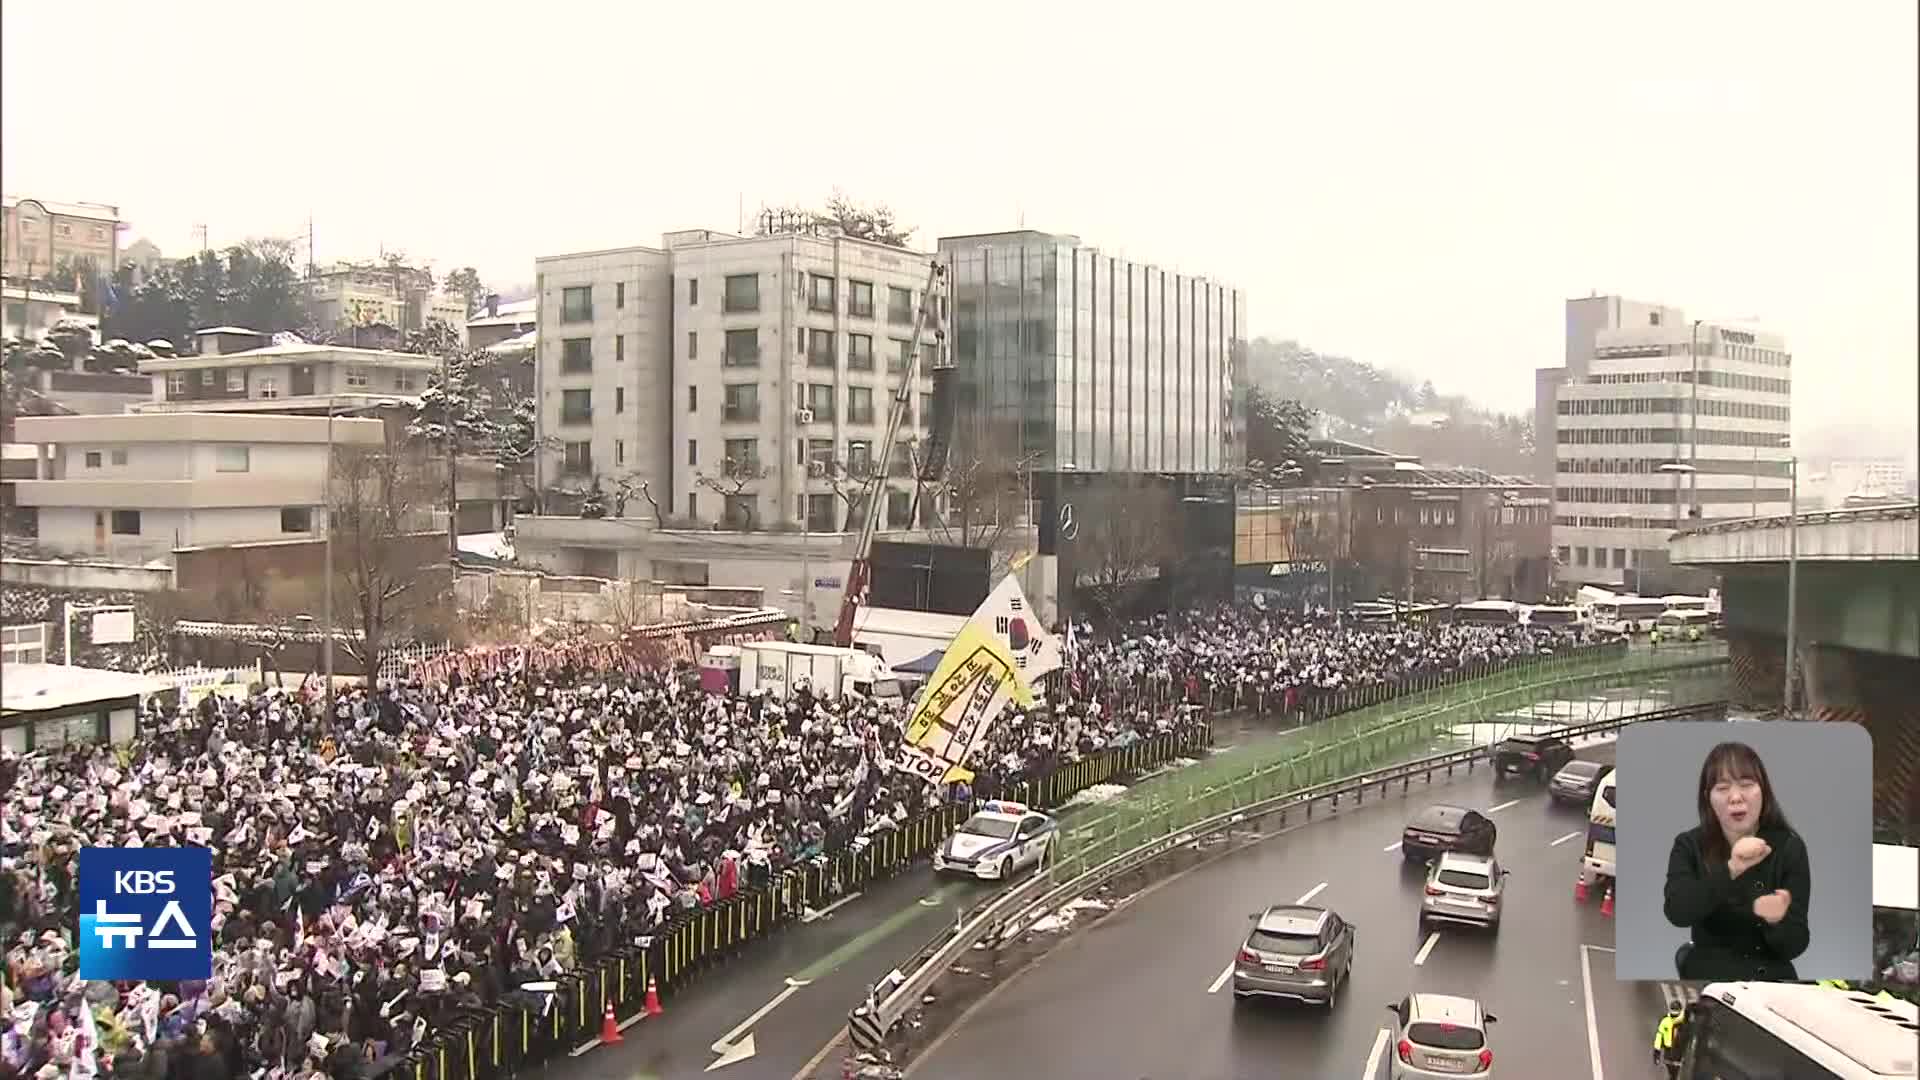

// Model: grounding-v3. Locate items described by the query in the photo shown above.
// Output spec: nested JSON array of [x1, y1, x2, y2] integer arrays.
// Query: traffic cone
[[1573, 874, 1589, 903], [644, 975, 664, 1017], [599, 1002, 623, 1045], [1600, 886, 1614, 918]]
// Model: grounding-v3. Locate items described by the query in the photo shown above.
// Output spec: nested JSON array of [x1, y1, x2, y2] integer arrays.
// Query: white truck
[[733, 641, 903, 702]]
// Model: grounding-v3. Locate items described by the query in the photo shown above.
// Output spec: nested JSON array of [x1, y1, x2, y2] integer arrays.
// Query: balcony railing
[[722, 405, 761, 423], [560, 410, 593, 425], [848, 300, 875, 319], [847, 408, 875, 425], [723, 347, 760, 367]]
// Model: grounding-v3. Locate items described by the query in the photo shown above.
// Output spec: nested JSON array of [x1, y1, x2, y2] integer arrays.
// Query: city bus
[[1579, 767, 1617, 896], [1452, 600, 1524, 627], [1655, 609, 1717, 641], [1523, 604, 1585, 630], [1677, 981, 1917, 1079], [1591, 596, 1668, 635]]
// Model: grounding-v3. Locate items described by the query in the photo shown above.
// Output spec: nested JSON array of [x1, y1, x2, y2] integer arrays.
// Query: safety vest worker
[[1688, 626, 1703, 642], [1653, 1002, 1683, 1066], [1650, 629, 1663, 647]]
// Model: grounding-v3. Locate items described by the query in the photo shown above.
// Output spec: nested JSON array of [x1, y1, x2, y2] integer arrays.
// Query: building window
[[846, 439, 873, 477], [891, 439, 915, 477], [616, 282, 626, 309], [723, 383, 759, 422], [848, 333, 874, 371], [393, 372, 415, 392], [84, 451, 102, 469], [1613, 547, 1627, 568], [615, 439, 625, 466], [561, 389, 592, 424], [562, 441, 592, 475], [216, 446, 250, 472], [807, 329, 835, 368], [723, 494, 755, 529], [226, 370, 245, 392], [848, 280, 875, 319], [806, 493, 836, 532], [723, 439, 759, 475], [562, 338, 593, 373], [258, 377, 279, 399], [201, 369, 216, 386], [888, 286, 913, 325], [561, 286, 593, 323], [281, 507, 313, 533], [689, 385, 699, 412], [110, 448, 128, 466], [887, 489, 911, 527], [847, 386, 874, 425], [808, 274, 835, 313], [919, 392, 933, 426], [111, 510, 141, 535], [0, 624, 48, 665], [723, 274, 758, 313], [688, 492, 698, 519], [1555, 546, 1571, 564], [688, 439, 698, 467], [345, 368, 370, 388], [807, 383, 835, 422], [167, 372, 187, 396], [724, 329, 759, 367], [888, 338, 912, 374], [689, 278, 699, 306], [616, 334, 625, 363], [688, 331, 698, 359], [1575, 546, 1589, 567], [616, 387, 626, 414]]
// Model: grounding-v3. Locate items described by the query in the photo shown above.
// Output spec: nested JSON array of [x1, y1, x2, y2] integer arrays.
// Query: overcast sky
[[4, 1, 1913, 447]]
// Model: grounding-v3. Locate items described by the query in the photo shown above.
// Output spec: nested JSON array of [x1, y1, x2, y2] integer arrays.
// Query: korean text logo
[[78, 847, 212, 981]]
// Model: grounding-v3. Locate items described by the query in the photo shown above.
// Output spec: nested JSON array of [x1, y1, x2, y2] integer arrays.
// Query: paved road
[[909, 743, 1668, 1080]]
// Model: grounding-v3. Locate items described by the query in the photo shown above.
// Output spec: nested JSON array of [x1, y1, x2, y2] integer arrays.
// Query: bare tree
[[1072, 478, 1178, 619], [928, 445, 1040, 551], [327, 433, 446, 676], [696, 457, 771, 530]]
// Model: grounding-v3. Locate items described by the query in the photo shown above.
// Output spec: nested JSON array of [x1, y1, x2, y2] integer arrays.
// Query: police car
[[932, 802, 1057, 880]]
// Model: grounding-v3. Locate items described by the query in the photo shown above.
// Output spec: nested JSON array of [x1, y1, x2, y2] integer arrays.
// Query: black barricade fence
[[407, 640, 1635, 1075]]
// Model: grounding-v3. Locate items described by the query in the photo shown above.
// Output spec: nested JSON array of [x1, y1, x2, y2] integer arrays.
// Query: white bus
[[1580, 768, 1617, 892], [1453, 599, 1524, 626], [1592, 596, 1668, 635], [1678, 981, 1918, 1079], [1523, 604, 1585, 630]]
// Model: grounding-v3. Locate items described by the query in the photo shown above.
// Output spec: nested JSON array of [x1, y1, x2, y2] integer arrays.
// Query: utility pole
[[306, 214, 315, 279], [443, 347, 459, 560], [195, 224, 209, 253], [1689, 319, 1703, 518]]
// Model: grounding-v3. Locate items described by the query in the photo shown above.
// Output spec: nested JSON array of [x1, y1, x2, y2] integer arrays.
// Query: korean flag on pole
[[966, 575, 1063, 687]]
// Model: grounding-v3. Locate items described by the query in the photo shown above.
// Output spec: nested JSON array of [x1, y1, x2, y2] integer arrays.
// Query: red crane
[[832, 258, 950, 647]]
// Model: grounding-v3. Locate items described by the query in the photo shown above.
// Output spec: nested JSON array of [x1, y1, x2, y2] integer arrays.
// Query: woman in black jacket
[[1663, 740, 1811, 980]]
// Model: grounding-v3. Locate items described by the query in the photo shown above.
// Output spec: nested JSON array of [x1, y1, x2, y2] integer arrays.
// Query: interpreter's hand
[[1728, 836, 1772, 878], [1753, 889, 1791, 925]]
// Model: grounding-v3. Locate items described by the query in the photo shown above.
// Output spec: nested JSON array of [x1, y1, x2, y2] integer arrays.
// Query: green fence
[[390, 641, 1719, 1080], [1051, 651, 1730, 882]]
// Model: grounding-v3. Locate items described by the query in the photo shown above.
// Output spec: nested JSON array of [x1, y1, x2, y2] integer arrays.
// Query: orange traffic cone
[[1573, 875, 1589, 903], [1600, 886, 1614, 918], [600, 1002, 623, 1045], [644, 975, 664, 1017]]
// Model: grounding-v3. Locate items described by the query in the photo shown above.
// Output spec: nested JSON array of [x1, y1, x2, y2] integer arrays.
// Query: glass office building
[[937, 231, 1246, 476]]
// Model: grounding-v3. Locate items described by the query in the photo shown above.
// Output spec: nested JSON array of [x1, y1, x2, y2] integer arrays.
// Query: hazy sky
[[5, 1, 1914, 444]]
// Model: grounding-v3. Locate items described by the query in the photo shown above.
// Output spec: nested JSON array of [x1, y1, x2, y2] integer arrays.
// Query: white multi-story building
[[8, 412, 385, 564], [134, 338, 437, 415], [532, 230, 941, 532], [1818, 457, 1910, 507], [1539, 294, 1793, 588]]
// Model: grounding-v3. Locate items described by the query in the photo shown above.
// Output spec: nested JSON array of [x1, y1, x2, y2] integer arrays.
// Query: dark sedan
[[1400, 804, 1497, 863]]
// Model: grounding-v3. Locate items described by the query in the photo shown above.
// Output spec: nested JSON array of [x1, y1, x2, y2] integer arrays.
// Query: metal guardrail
[[849, 697, 1729, 1050]]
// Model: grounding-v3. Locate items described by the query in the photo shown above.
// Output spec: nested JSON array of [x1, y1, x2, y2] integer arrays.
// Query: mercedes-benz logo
[[1058, 502, 1078, 541]]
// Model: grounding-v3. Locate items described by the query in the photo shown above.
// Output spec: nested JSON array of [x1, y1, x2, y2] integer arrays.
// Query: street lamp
[[1659, 461, 1697, 529], [1781, 436, 1799, 718]]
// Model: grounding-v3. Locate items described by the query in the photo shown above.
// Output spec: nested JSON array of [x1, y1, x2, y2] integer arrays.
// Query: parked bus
[[1656, 609, 1716, 641], [1677, 981, 1917, 1079], [1591, 596, 1668, 635], [1453, 599, 1524, 626], [1523, 604, 1585, 630], [1578, 767, 1617, 898]]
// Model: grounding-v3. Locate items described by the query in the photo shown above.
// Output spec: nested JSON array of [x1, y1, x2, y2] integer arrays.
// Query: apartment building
[[135, 340, 437, 415], [1538, 294, 1793, 589], [2, 195, 121, 282], [8, 412, 385, 564], [532, 230, 942, 531]]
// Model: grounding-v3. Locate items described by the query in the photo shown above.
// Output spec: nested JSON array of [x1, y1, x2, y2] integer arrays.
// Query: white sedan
[[932, 801, 1058, 880]]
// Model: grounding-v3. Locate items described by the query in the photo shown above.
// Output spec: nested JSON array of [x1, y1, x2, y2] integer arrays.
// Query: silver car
[[1419, 851, 1506, 932], [1387, 993, 1498, 1079], [1230, 905, 1354, 1008]]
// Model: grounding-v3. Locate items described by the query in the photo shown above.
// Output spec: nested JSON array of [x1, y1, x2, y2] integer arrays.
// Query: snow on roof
[[482, 329, 537, 355], [194, 326, 264, 336], [458, 531, 515, 560], [2, 195, 121, 223], [1, 663, 166, 715]]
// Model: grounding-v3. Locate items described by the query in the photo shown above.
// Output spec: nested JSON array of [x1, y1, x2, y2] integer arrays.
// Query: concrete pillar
[[1802, 643, 1920, 838]]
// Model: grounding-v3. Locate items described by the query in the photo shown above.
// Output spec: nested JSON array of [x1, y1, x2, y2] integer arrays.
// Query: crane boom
[[832, 258, 948, 647]]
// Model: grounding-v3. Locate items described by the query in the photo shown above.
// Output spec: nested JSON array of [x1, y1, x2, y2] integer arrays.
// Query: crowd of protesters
[[1, 604, 1582, 1080]]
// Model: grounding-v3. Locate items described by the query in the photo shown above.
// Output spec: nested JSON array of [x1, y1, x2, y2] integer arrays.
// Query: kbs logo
[[78, 848, 212, 981]]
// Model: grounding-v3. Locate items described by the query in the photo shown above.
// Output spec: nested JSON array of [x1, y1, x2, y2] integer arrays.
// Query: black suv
[[1400, 804, 1497, 863], [1493, 733, 1575, 782]]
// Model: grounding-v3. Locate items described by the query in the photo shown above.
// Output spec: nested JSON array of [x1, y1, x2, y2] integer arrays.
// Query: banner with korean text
[[899, 622, 1033, 786]]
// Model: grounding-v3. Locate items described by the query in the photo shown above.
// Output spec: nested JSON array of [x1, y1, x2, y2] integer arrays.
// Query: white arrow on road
[[707, 977, 811, 1071], [800, 892, 862, 923]]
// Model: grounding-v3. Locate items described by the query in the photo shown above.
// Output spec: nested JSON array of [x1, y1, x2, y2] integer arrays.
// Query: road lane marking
[[1383, 840, 1403, 852], [793, 884, 962, 982], [1552, 830, 1583, 846], [1580, 944, 1606, 1080], [1362, 1027, 1391, 1078], [1487, 798, 1521, 813], [800, 891, 863, 922], [708, 977, 810, 1071], [1206, 961, 1235, 994], [1413, 931, 1440, 966], [1296, 881, 1329, 905]]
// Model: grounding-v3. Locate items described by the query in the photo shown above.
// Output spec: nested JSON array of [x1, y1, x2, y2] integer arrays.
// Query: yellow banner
[[899, 622, 1033, 786]]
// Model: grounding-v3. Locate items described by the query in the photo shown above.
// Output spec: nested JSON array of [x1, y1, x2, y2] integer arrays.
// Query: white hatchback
[[1388, 993, 1498, 1079]]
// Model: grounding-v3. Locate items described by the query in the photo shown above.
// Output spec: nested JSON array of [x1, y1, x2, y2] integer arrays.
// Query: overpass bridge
[[1671, 501, 1919, 828]]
